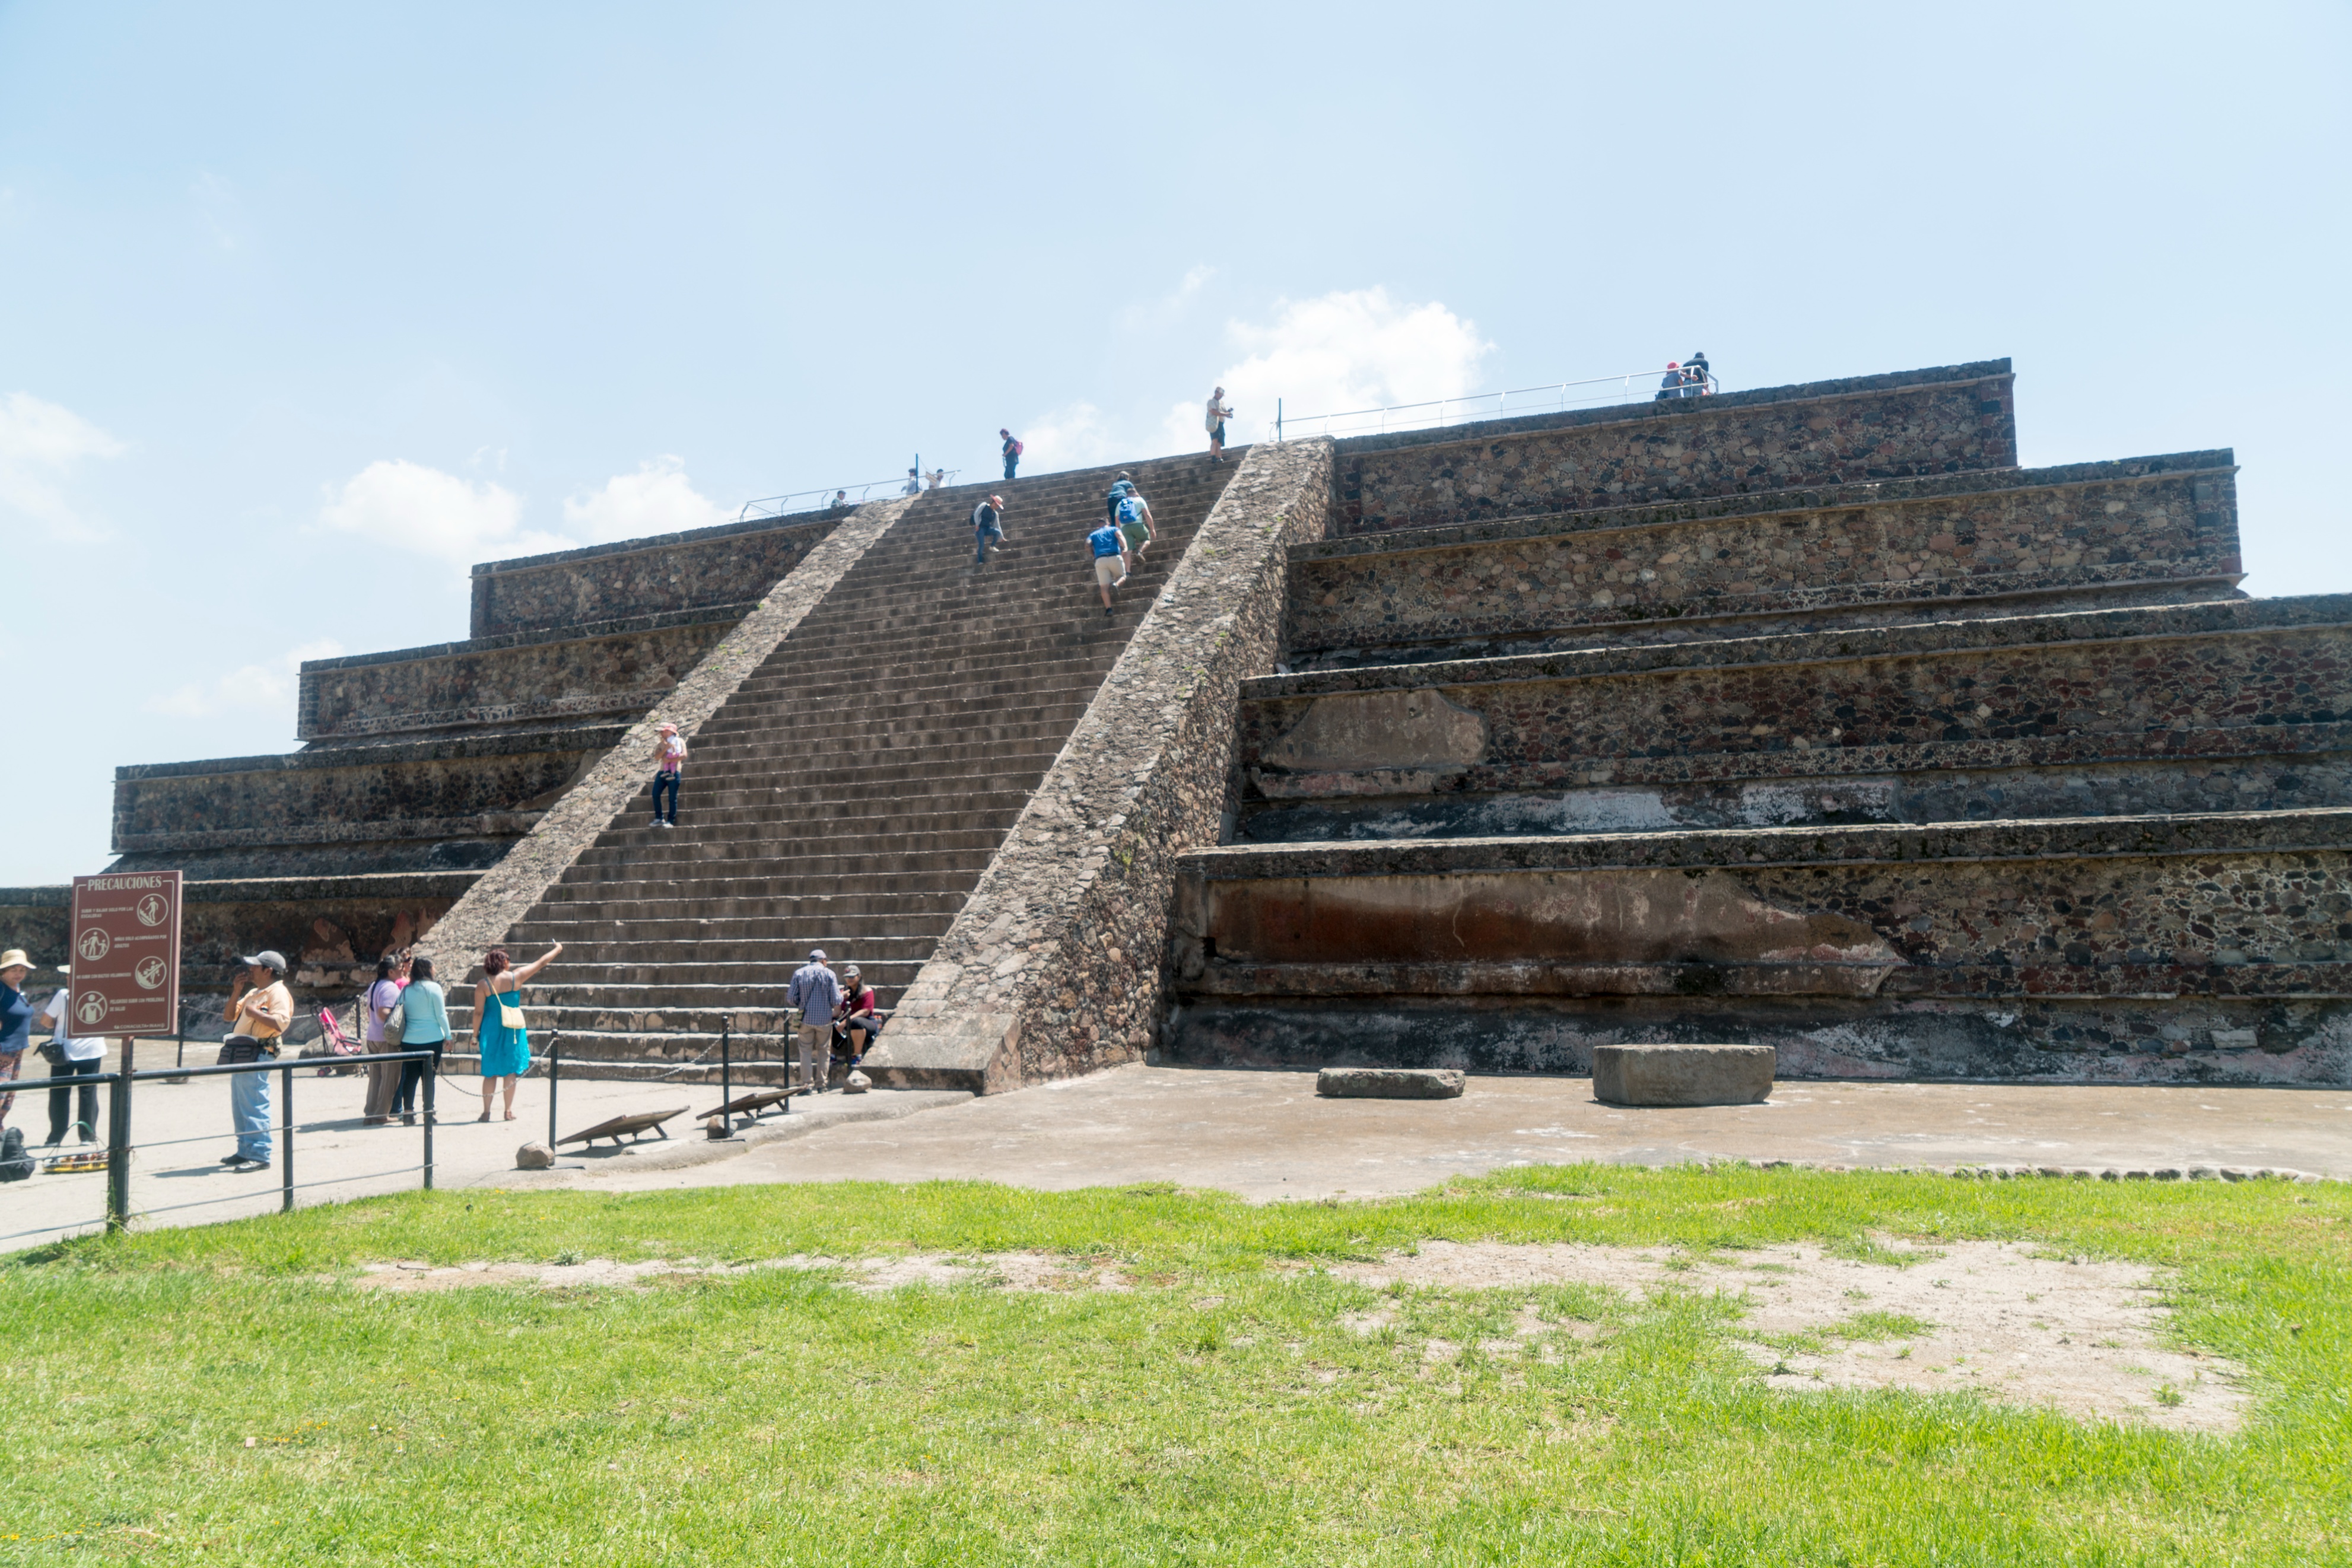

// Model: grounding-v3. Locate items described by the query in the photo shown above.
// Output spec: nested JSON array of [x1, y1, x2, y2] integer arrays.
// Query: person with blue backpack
[[1114, 488, 1155, 564], [1086, 517, 1130, 617], [1104, 472, 1136, 527]]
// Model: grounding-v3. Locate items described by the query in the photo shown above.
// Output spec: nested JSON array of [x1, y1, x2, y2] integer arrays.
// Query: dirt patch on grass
[[1324, 1239, 2243, 1432], [352, 1252, 1132, 1295]]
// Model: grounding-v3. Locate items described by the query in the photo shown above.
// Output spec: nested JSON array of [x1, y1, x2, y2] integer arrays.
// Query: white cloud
[[1015, 403, 1123, 474], [0, 391, 128, 540], [316, 459, 571, 564], [562, 455, 729, 544], [1162, 287, 1495, 450], [145, 638, 344, 721], [1119, 264, 1217, 332]]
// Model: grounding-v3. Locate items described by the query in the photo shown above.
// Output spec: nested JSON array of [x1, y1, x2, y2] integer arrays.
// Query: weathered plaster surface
[[1169, 812, 2352, 1083], [471, 514, 839, 637], [414, 497, 911, 987], [864, 441, 1335, 1093], [1291, 454, 2239, 659], [1333, 361, 2017, 537]]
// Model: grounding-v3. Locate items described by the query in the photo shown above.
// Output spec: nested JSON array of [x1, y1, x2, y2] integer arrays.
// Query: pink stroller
[[316, 1004, 367, 1076]]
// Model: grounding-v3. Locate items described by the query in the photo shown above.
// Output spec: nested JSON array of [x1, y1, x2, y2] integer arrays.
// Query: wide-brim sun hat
[[0, 948, 32, 972]]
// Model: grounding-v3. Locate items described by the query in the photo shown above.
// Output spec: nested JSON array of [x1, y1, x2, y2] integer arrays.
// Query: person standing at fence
[[392, 955, 449, 1127], [787, 949, 842, 1091], [361, 952, 408, 1125], [972, 494, 1009, 565], [475, 943, 561, 1122], [1205, 387, 1235, 463], [650, 721, 686, 828], [1655, 361, 1684, 402], [219, 951, 292, 1172], [39, 967, 101, 1147], [0, 949, 36, 1131], [1684, 351, 1711, 394], [902, 467, 923, 497], [1000, 428, 1022, 482]]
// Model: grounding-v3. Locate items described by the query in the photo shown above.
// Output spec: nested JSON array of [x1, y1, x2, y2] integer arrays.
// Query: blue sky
[[2, 1, 2345, 886]]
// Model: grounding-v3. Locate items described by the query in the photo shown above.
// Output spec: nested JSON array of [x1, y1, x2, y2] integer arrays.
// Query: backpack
[[1007, 437, 1024, 456], [0, 1127, 32, 1183], [1116, 497, 1145, 527]]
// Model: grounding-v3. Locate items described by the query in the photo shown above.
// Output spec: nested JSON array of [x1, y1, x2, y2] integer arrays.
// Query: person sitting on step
[[835, 965, 882, 1067]]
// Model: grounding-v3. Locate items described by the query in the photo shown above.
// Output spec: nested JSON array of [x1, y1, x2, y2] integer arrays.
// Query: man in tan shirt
[[221, 950, 292, 1171]]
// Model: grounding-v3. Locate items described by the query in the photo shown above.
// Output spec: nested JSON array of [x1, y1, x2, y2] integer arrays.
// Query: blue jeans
[[651, 771, 680, 823], [230, 1064, 273, 1162], [975, 524, 1002, 563]]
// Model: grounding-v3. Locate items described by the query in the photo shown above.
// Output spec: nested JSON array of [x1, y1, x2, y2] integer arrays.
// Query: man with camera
[[220, 950, 292, 1172]]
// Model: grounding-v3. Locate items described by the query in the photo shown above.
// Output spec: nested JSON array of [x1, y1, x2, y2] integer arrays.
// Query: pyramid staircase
[[462, 456, 1239, 1075], [1167, 366, 2352, 1083]]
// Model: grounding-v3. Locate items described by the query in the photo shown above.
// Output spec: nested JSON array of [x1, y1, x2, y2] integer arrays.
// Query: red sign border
[[68, 870, 183, 1039]]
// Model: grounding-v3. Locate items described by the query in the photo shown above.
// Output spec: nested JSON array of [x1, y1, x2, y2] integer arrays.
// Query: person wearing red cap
[[1656, 361, 1684, 402]]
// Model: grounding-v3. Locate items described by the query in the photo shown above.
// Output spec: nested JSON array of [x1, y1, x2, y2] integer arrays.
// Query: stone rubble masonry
[[470, 512, 840, 638], [863, 440, 1336, 1093], [413, 496, 911, 988], [108, 724, 628, 874], [1334, 360, 2017, 537], [297, 606, 747, 740], [1290, 452, 2240, 661], [1239, 596, 2352, 806]]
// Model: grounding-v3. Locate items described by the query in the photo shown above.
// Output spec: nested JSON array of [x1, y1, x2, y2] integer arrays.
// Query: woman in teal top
[[392, 956, 450, 1126], [473, 943, 562, 1122]]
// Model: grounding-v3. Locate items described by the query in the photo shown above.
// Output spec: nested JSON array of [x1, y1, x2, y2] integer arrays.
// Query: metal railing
[[738, 472, 961, 524], [1271, 368, 1722, 443], [0, 1048, 437, 1251]]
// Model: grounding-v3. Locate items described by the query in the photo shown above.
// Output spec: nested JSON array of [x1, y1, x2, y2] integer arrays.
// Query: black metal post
[[422, 1057, 436, 1191], [174, 1014, 185, 1071], [279, 1061, 294, 1214], [106, 1037, 134, 1235], [545, 1033, 559, 1150], [719, 1019, 732, 1137]]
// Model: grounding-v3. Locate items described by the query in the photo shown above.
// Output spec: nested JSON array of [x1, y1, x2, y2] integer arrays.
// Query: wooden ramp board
[[559, 1108, 688, 1147], [706, 1086, 814, 1119]]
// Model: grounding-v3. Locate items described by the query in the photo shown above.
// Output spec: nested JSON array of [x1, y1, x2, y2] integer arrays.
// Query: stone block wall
[[1289, 453, 2239, 656], [297, 608, 743, 740], [110, 727, 621, 870], [1240, 598, 2352, 806], [470, 514, 839, 637], [1169, 812, 2352, 1083], [867, 440, 1336, 1092], [1332, 360, 2017, 537]]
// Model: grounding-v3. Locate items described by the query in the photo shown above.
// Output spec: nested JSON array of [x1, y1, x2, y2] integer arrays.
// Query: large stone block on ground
[[1317, 1066, 1465, 1099], [1593, 1044, 1774, 1106]]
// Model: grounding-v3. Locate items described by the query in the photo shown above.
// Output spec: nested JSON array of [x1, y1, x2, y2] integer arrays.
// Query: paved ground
[[1, 1042, 964, 1248], [10, 1058, 2344, 1245], [567, 1066, 2352, 1203]]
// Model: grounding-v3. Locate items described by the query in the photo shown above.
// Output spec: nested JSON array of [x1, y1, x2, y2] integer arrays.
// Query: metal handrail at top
[[738, 471, 961, 524], [1272, 369, 1722, 443]]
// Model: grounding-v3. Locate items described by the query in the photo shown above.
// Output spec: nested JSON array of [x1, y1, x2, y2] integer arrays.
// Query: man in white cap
[[221, 950, 292, 1171], [972, 494, 1009, 565], [786, 949, 843, 1091]]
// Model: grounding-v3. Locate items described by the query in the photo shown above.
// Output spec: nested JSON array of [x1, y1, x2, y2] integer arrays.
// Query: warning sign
[[68, 871, 182, 1037]]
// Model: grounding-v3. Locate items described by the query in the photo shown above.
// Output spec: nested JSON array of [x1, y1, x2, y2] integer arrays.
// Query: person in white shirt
[[1205, 387, 1235, 463], [41, 967, 103, 1147]]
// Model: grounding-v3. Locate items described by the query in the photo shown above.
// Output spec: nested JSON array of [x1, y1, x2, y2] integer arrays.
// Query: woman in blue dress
[[474, 943, 562, 1122]]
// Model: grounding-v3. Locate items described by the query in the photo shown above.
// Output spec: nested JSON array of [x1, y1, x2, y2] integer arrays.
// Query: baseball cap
[[237, 950, 288, 971], [809, 948, 827, 962]]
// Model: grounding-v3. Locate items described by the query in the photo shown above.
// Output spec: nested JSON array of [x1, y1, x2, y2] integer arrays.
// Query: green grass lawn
[[6, 1165, 2348, 1566]]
